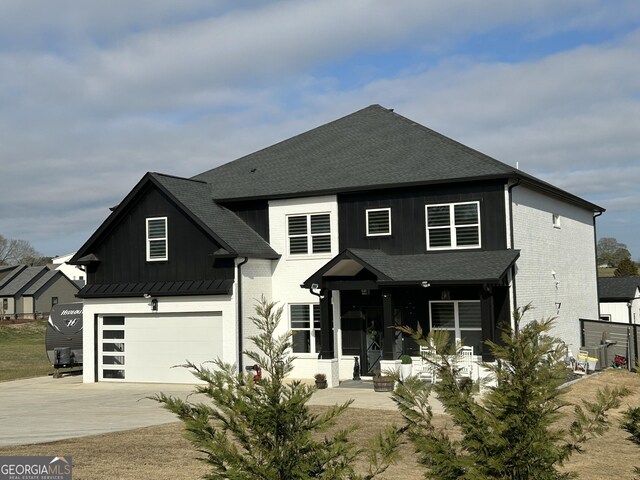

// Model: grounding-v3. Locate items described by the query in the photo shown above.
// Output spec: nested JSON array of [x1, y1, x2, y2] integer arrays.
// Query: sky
[[0, 1, 639, 260]]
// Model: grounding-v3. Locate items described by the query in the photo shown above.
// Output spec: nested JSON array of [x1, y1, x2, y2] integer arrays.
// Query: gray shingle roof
[[598, 276, 640, 301], [23, 270, 78, 296], [0, 266, 48, 296], [193, 105, 600, 213], [304, 248, 520, 286], [0, 265, 25, 289], [151, 173, 279, 259]]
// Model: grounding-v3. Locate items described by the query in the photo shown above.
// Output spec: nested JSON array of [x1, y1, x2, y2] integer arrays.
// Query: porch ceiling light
[[421, 281, 430, 288]]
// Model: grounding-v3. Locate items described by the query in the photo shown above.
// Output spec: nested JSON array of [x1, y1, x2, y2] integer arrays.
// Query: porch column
[[319, 290, 334, 359], [480, 285, 495, 362], [382, 289, 395, 360]]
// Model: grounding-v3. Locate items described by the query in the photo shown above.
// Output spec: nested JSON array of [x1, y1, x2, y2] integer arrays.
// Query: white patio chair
[[418, 344, 439, 384], [455, 345, 474, 379]]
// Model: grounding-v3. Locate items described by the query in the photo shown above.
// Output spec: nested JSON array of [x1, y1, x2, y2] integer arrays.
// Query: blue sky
[[0, 1, 639, 259]]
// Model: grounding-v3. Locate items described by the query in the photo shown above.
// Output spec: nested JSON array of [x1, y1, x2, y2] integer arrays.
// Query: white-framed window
[[366, 208, 391, 236], [290, 304, 321, 354], [146, 217, 168, 261], [552, 213, 561, 229], [425, 201, 480, 250], [429, 300, 482, 354], [287, 213, 331, 255]]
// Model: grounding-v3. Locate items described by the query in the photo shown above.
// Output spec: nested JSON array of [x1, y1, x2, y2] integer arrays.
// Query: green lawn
[[0, 320, 52, 382]]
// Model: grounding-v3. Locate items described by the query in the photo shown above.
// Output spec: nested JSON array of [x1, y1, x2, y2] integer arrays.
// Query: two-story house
[[71, 105, 602, 385]]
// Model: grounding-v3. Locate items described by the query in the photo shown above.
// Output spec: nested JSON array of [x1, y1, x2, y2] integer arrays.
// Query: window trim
[[289, 303, 321, 354], [429, 300, 482, 351], [366, 208, 392, 237], [286, 213, 332, 257], [146, 217, 168, 262], [425, 201, 481, 251]]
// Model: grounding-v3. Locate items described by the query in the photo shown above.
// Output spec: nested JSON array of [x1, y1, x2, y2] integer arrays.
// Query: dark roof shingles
[[598, 276, 640, 301]]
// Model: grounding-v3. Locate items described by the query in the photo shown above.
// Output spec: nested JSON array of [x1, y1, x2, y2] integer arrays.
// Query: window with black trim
[[426, 201, 480, 250], [146, 217, 168, 261], [2, 298, 7, 311], [290, 304, 321, 353], [366, 208, 391, 236], [51, 297, 58, 307], [287, 213, 331, 255], [429, 300, 482, 354]]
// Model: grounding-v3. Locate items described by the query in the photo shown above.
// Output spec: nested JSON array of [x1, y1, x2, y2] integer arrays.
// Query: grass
[[598, 266, 640, 277], [0, 370, 638, 479], [0, 320, 52, 382]]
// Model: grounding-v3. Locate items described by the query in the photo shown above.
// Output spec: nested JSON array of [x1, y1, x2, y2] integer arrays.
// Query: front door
[[341, 306, 383, 376]]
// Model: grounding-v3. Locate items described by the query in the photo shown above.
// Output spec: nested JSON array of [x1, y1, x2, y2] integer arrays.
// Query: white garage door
[[99, 312, 223, 383]]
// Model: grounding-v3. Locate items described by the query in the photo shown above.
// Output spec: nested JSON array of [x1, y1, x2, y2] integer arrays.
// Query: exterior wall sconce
[[555, 302, 561, 314], [151, 298, 158, 312], [361, 289, 370, 295]]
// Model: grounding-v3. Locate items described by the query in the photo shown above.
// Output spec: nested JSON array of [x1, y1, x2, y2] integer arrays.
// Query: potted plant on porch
[[372, 370, 394, 392], [400, 354, 413, 380], [314, 373, 328, 389]]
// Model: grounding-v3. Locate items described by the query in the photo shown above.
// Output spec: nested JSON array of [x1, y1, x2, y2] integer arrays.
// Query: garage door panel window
[[103, 342, 124, 352], [290, 304, 321, 354], [101, 316, 126, 380], [429, 300, 482, 354]]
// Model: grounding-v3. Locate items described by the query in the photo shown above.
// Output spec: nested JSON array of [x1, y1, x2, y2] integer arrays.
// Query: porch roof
[[302, 248, 520, 288]]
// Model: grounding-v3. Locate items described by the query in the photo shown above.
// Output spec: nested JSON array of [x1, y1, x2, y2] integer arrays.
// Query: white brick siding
[[239, 258, 274, 369], [268, 195, 339, 378], [511, 185, 599, 350]]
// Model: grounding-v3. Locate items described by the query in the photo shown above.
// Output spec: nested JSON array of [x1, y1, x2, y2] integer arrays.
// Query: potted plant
[[372, 370, 394, 392], [314, 373, 328, 389], [400, 354, 413, 380]]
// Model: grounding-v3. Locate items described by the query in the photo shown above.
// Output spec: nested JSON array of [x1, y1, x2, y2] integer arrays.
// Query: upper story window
[[366, 208, 391, 236], [287, 213, 331, 255], [146, 217, 168, 261], [426, 201, 480, 250]]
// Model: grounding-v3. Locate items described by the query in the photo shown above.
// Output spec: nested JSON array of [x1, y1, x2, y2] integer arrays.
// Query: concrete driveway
[[0, 375, 442, 447]]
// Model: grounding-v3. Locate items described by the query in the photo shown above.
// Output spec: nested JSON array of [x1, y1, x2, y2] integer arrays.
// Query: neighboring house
[[52, 253, 86, 286], [70, 105, 602, 385], [0, 265, 80, 319], [598, 276, 640, 324]]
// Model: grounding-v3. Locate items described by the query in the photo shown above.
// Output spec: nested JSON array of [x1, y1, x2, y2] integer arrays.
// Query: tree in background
[[614, 258, 638, 277], [393, 305, 628, 480], [622, 407, 640, 479], [597, 237, 632, 268], [153, 297, 399, 480], [0, 234, 47, 266]]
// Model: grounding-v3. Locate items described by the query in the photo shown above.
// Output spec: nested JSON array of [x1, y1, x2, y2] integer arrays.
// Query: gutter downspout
[[508, 177, 521, 326], [237, 257, 249, 371], [593, 211, 604, 321]]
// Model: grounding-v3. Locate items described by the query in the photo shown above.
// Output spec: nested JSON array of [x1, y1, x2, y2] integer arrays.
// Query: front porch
[[302, 248, 519, 386]]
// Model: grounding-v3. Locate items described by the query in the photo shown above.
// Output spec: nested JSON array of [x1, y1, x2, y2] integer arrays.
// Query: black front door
[[341, 306, 383, 375]]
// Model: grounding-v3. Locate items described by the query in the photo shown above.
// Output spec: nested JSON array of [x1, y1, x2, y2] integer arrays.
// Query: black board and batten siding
[[86, 184, 234, 285], [224, 200, 270, 242], [337, 180, 508, 254]]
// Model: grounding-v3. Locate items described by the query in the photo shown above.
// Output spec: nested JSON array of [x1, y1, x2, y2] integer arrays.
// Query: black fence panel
[[580, 318, 638, 369]]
